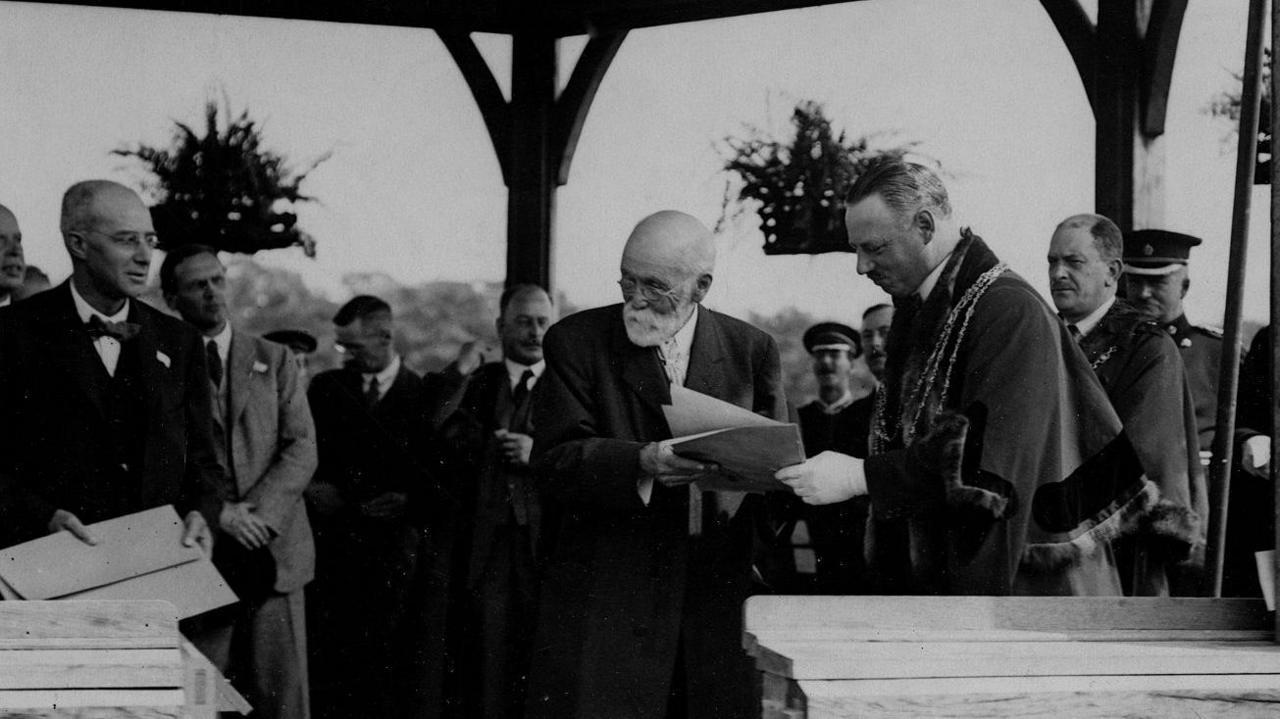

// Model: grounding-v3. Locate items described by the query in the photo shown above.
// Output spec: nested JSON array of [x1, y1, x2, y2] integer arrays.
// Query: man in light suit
[[526, 211, 787, 719], [162, 244, 317, 719], [0, 180, 220, 551]]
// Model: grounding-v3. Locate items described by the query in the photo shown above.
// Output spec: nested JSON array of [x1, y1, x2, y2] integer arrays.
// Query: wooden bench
[[0, 600, 241, 718], [745, 595, 1280, 718]]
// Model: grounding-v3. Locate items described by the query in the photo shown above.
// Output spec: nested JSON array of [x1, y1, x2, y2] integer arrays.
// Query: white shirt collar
[[1071, 295, 1116, 338], [505, 358, 545, 389], [665, 305, 699, 357], [208, 322, 233, 363], [365, 354, 401, 392], [816, 389, 855, 415], [69, 279, 129, 324], [915, 255, 950, 300], [0, 296, 10, 308]]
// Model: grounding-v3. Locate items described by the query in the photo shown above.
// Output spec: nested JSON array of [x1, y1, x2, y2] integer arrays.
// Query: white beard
[[623, 304, 691, 347]]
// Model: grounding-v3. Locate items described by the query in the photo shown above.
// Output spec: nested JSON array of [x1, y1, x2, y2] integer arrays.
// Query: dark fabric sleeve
[[531, 324, 649, 513], [0, 317, 58, 544], [1237, 326, 1272, 441], [753, 334, 788, 422]]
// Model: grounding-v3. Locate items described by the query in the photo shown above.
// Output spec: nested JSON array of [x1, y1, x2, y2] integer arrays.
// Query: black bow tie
[[85, 315, 140, 342]]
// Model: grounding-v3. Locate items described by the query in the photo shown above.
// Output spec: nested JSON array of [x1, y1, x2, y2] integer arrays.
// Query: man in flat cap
[[1123, 229, 1222, 453], [790, 321, 874, 593]]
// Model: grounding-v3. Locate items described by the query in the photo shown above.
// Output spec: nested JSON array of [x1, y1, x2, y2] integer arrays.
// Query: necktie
[[1068, 324, 1082, 342], [512, 368, 535, 410], [86, 315, 140, 341], [206, 339, 223, 387], [660, 339, 684, 386], [364, 375, 381, 409]]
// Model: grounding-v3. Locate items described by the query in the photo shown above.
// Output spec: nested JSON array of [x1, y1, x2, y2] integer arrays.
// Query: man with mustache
[[790, 322, 874, 593], [0, 204, 26, 308], [860, 303, 892, 382], [0, 180, 222, 553], [778, 159, 1151, 595], [162, 244, 318, 719], [1048, 214, 1204, 596], [431, 283, 555, 718], [1122, 230, 1222, 454], [525, 211, 786, 719]]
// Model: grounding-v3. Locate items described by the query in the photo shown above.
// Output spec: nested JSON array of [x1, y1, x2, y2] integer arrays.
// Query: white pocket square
[[156, 350, 171, 368], [252, 360, 269, 373]]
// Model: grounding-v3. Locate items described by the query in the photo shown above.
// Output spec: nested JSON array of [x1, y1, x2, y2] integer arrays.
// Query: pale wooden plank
[[0, 649, 182, 689], [749, 628, 1276, 645], [744, 596, 1271, 633], [0, 601, 177, 647], [803, 676, 1280, 719], [764, 640, 1280, 680], [0, 688, 184, 709]]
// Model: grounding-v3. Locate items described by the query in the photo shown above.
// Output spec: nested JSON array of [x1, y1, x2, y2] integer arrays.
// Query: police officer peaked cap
[[803, 322, 861, 357], [1123, 229, 1202, 276]]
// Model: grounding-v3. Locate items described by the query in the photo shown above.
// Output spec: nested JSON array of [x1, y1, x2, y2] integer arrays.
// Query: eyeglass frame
[[617, 275, 684, 304], [72, 227, 160, 252]]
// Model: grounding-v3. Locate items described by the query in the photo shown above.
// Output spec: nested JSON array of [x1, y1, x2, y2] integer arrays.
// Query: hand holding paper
[[48, 509, 97, 545], [776, 450, 867, 505], [640, 441, 718, 487]]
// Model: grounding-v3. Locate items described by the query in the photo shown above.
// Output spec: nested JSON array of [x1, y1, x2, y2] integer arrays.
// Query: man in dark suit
[[0, 203, 25, 309], [0, 180, 220, 551], [433, 283, 554, 718], [162, 244, 317, 719], [525, 211, 787, 719], [304, 295, 447, 718]]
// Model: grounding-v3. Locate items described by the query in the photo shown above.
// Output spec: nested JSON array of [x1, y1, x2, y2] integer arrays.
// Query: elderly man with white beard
[[524, 210, 787, 719]]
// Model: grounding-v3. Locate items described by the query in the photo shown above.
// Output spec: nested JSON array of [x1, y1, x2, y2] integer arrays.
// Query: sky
[[0, 0, 1269, 328]]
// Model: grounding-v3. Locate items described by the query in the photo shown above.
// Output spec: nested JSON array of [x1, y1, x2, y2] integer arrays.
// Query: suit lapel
[[42, 284, 111, 419], [227, 331, 255, 427], [683, 305, 726, 398], [127, 304, 166, 433]]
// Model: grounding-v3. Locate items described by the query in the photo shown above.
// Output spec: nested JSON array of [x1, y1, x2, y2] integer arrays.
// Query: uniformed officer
[[1122, 229, 1222, 452]]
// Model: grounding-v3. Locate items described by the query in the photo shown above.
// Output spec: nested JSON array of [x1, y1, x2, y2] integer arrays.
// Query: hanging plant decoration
[[720, 100, 917, 255]]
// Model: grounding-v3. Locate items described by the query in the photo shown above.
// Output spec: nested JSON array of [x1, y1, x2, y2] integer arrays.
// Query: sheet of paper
[[0, 506, 200, 600], [662, 385, 782, 436], [671, 424, 805, 492], [67, 557, 238, 619]]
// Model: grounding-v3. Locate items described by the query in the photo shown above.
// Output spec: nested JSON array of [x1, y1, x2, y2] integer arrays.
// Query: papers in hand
[[662, 385, 804, 492], [0, 505, 237, 618]]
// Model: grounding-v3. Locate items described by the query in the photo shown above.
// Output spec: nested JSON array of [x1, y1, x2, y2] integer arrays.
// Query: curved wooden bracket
[[1040, 0, 1097, 112], [552, 31, 628, 186], [1139, 0, 1187, 136], [437, 30, 512, 182]]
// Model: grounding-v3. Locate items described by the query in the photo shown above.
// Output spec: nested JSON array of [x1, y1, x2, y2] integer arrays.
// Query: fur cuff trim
[[1144, 499, 1201, 546], [1020, 479, 1158, 573], [919, 411, 1009, 519]]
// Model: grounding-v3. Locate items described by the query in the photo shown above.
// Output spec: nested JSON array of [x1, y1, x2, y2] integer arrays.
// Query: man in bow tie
[[162, 244, 317, 719], [525, 211, 786, 719], [0, 180, 224, 555]]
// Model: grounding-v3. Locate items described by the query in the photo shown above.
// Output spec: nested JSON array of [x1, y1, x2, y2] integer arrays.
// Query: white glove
[[775, 450, 867, 505], [1242, 435, 1272, 478]]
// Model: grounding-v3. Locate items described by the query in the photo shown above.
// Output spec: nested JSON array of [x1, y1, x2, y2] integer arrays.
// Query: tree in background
[[1206, 47, 1271, 182], [115, 97, 330, 256], [720, 100, 918, 254]]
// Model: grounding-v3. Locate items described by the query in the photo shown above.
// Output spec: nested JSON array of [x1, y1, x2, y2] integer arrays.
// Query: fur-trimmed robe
[[864, 231, 1151, 595], [1077, 299, 1206, 596]]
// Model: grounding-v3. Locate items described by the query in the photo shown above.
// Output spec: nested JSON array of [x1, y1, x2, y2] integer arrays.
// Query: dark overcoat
[[526, 303, 786, 719]]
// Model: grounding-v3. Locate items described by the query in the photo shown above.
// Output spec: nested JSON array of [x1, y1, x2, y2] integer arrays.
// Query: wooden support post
[[1093, 0, 1138, 229], [439, 29, 627, 292], [1272, 0, 1280, 641], [506, 32, 558, 290], [1206, 0, 1267, 598]]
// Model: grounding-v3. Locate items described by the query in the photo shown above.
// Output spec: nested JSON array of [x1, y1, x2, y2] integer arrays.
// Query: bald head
[[59, 180, 156, 314], [621, 211, 716, 279], [0, 203, 24, 298], [618, 211, 716, 347]]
